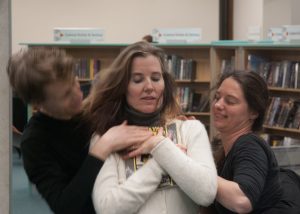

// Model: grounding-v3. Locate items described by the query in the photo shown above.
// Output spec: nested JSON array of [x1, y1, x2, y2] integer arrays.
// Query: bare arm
[[216, 176, 252, 213]]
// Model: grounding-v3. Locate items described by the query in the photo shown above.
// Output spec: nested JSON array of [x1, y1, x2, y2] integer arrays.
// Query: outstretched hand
[[89, 121, 153, 160]]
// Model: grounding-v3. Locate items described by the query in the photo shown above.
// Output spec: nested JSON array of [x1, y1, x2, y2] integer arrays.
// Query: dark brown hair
[[83, 41, 181, 135], [215, 70, 269, 132], [7, 47, 75, 104]]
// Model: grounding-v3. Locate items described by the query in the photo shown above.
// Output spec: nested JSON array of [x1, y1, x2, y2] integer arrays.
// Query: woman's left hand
[[123, 127, 165, 159]]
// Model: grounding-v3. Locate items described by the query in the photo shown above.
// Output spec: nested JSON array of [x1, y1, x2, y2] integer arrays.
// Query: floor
[[12, 150, 52, 214]]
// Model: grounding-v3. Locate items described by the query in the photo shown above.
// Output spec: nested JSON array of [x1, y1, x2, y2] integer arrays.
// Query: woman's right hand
[[89, 121, 153, 160]]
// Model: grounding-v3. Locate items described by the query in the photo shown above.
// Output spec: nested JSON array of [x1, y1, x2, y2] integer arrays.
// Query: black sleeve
[[231, 140, 269, 208], [21, 139, 103, 214]]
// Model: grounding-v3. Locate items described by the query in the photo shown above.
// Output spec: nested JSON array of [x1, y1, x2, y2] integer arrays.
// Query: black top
[[21, 112, 103, 214], [215, 133, 283, 214]]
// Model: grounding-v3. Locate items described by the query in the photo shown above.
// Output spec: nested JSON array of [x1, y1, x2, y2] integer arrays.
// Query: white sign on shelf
[[54, 28, 104, 43], [282, 25, 300, 42], [268, 27, 284, 41], [152, 28, 202, 43]]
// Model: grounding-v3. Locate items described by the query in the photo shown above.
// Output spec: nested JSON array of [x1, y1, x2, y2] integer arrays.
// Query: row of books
[[220, 57, 235, 74], [74, 58, 101, 80], [248, 55, 300, 89], [166, 54, 197, 81], [176, 87, 209, 113], [264, 97, 300, 129]]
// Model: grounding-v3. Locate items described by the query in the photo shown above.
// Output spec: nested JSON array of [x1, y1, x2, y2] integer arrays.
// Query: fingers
[[176, 115, 188, 121], [121, 120, 128, 125], [123, 148, 143, 159], [156, 127, 164, 136], [176, 144, 187, 154], [188, 116, 196, 120]]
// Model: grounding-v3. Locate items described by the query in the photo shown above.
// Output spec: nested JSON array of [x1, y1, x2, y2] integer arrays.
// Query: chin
[[140, 107, 157, 114], [213, 122, 223, 130], [142, 109, 156, 114]]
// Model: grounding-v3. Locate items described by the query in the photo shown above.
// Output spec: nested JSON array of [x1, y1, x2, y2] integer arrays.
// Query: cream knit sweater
[[92, 120, 217, 214]]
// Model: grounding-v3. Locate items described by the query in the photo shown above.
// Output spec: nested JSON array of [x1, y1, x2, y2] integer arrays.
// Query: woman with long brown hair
[[84, 41, 217, 214]]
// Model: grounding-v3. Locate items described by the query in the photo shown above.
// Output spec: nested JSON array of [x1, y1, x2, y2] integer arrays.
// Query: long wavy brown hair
[[83, 41, 181, 135]]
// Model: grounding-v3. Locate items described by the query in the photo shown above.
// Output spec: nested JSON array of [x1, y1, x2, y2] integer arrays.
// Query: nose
[[214, 98, 224, 110], [144, 78, 154, 92]]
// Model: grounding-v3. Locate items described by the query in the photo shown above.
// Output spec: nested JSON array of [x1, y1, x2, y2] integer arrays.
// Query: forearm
[[216, 176, 252, 213], [93, 156, 164, 214], [151, 139, 217, 206]]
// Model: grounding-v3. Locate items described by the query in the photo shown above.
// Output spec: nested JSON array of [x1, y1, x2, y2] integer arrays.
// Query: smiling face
[[212, 77, 257, 134], [126, 55, 165, 114]]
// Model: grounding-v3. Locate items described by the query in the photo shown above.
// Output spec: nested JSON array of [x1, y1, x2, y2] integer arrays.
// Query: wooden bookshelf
[[22, 43, 214, 137], [22, 42, 300, 141], [157, 44, 212, 137], [241, 44, 300, 140]]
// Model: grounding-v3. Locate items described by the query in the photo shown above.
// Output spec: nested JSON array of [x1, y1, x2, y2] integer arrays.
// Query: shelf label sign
[[268, 27, 284, 41], [54, 28, 104, 43], [282, 25, 300, 42], [152, 28, 202, 43]]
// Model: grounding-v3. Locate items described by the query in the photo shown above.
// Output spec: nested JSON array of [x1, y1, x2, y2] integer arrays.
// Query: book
[[220, 58, 233, 74], [74, 58, 101, 79], [291, 102, 300, 129], [275, 98, 294, 127]]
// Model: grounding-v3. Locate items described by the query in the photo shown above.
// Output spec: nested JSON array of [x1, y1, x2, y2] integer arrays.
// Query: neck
[[39, 108, 72, 120], [220, 126, 252, 156], [125, 104, 162, 126]]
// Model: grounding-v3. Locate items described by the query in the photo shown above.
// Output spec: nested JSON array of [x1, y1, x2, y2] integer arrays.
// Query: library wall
[[291, 0, 300, 25], [11, 0, 219, 53], [0, 0, 11, 213], [233, 0, 263, 40], [233, 0, 300, 40], [263, 0, 292, 37], [263, 0, 300, 38]]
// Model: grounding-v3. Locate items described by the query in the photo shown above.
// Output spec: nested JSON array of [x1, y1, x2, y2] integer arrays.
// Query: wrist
[[150, 137, 165, 153], [89, 138, 112, 161]]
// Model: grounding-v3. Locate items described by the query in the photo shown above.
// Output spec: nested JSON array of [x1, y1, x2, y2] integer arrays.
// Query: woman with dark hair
[[213, 70, 300, 213], [84, 41, 217, 214]]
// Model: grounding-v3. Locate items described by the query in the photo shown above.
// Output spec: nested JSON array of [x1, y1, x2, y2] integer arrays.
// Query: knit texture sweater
[[92, 119, 217, 214]]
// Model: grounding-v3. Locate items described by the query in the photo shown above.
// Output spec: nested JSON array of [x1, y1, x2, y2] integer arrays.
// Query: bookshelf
[[22, 42, 300, 143], [157, 44, 212, 132], [22, 43, 214, 137]]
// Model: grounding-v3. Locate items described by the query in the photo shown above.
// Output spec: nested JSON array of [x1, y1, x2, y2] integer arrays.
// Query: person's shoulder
[[236, 133, 268, 148], [21, 113, 56, 148], [179, 118, 206, 129], [23, 116, 45, 137], [234, 133, 271, 156], [236, 133, 262, 143]]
